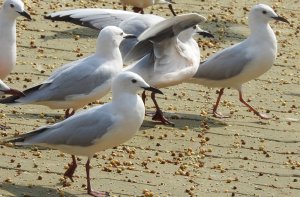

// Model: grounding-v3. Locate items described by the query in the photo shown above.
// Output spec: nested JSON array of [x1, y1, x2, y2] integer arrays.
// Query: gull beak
[[142, 86, 163, 95], [2, 88, 25, 97], [196, 26, 214, 38], [17, 11, 32, 20], [198, 30, 214, 38], [124, 34, 137, 39], [272, 16, 289, 24]]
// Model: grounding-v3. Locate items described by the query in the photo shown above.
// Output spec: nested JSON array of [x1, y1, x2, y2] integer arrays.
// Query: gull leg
[[238, 90, 271, 119], [86, 158, 109, 197], [151, 92, 174, 126], [143, 91, 155, 117], [64, 155, 77, 182], [213, 88, 230, 118], [132, 7, 143, 14], [168, 4, 176, 16], [65, 108, 75, 119], [142, 91, 146, 105]]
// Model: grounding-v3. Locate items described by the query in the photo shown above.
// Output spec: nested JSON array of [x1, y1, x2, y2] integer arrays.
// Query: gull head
[[97, 26, 136, 48], [112, 71, 163, 96], [2, 0, 31, 20], [250, 4, 289, 24]]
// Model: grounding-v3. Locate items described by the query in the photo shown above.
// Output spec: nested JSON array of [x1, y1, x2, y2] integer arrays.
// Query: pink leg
[[86, 158, 109, 197], [64, 155, 77, 182], [142, 91, 146, 105], [238, 90, 271, 119], [150, 92, 174, 126], [213, 88, 230, 118]]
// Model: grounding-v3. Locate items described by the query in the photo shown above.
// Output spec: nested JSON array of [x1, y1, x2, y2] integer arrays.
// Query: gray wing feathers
[[138, 13, 206, 42], [47, 9, 165, 61], [125, 14, 205, 63], [47, 9, 139, 30], [194, 42, 253, 80], [124, 40, 153, 63], [23, 56, 111, 101], [25, 106, 115, 147]]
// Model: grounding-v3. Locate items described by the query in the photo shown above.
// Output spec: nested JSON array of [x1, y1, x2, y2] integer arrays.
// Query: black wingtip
[[4, 127, 49, 145], [44, 14, 51, 20], [0, 95, 19, 104], [0, 84, 43, 104]]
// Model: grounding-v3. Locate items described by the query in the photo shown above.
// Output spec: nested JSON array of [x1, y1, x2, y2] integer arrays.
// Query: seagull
[[0, 0, 31, 79], [4, 71, 163, 196], [120, 0, 176, 16], [45, 9, 213, 125], [0, 79, 24, 129], [124, 14, 211, 125], [0, 26, 136, 118], [188, 4, 289, 119]]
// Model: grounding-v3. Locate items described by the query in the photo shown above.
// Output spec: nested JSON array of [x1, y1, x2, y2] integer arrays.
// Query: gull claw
[[63, 162, 77, 182], [213, 111, 230, 119], [256, 112, 272, 120], [152, 109, 175, 126], [88, 190, 110, 197]]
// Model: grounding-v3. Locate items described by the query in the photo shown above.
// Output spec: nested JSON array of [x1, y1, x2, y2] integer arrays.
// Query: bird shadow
[[141, 111, 227, 130], [5, 109, 227, 131], [285, 92, 300, 97], [0, 183, 77, 197]]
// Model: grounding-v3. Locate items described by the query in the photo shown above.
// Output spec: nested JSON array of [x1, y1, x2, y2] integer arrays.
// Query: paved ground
[[0, 0, 299, 196]]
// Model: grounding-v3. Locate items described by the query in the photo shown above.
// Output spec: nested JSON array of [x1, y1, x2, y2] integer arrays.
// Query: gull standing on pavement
[[188, 4, 289, 119], [120, 0, 176, 15], [0, 0, 31, 79], [45, 10, 213, 124], [0, 0, 30, 129], [4, 71, 163, 197], [0, 26, 136, 118]]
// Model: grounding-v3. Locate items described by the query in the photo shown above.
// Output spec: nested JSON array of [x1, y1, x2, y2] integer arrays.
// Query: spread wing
[[46, 9, 164, 61], [125, 13, 206, 63], [45, 9, 138, 30]]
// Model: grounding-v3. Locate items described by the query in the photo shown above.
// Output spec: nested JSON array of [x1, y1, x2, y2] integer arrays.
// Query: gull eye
[[262, 10, 267, 14], [10, 4, 15, 8], [193, 26, 196, 29], [131, 79, 137, 83], [120, 32, 124, 36]]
